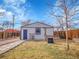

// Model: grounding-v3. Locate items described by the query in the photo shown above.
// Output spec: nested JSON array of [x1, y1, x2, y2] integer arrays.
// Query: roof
[[21, 22, 53, 28], [5, 29, 19, 33]]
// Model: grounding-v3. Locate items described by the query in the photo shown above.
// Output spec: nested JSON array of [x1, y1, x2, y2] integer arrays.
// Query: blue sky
[[0, 0, 79, 29], [0, 0, 57, 29]]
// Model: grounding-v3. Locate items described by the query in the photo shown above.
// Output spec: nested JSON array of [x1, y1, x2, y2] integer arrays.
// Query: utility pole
[[12, 15, 15, 38]]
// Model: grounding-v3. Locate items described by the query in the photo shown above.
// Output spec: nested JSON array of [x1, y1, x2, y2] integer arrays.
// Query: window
[[36, 28, 41, 35]]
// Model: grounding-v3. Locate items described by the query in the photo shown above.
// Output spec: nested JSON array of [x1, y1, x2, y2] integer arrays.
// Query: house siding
[[21, 27, 53, 40], [34, 28, 45, 40], [46, 28, 53, 35]]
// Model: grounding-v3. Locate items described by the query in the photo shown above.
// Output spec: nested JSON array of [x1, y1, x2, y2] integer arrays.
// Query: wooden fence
[[54, 29, 79, 40]]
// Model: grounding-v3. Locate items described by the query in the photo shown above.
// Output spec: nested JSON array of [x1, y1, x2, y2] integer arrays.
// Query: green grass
[[0, 41, 79, 59]]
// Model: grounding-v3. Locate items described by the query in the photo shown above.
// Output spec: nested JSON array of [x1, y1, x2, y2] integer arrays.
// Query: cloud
[[0, 8, 13, 21], [3, 0, 27, 22], [5, 11, 13, 20], [4, 0, 26, 5], [0, 8, 6, 17], [0, 8, 6, 13]]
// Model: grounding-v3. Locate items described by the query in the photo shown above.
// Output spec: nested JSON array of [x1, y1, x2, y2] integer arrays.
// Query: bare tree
[[48, 0, 79, 50], [21, 20, 31, 26], [2, 21, 12, 39]]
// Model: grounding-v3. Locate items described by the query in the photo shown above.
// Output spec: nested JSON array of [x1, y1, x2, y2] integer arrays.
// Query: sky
[[0, 0, 79, 29], [0, 0, 57, 29]]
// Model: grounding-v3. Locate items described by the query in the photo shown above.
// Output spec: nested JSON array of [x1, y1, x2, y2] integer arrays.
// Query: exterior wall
[[21, 28, 45, 40], [46, 28, 53, 35], [21, 28, 33, 40], [21, 27, 53, 40], [34, 28, 45, 40]]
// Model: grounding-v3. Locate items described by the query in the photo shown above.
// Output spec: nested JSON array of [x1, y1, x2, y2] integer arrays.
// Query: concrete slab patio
[[0, 39, 19, 46], [0, 40, 24, 54], [0, 37, 20, 46]]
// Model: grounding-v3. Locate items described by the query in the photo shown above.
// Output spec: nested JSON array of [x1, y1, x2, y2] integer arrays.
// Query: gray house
[[21, 22, 54, 40]]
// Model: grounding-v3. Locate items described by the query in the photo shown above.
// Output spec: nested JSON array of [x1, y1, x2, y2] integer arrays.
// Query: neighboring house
[[0, 29, 20, 40], [4, 29, 20, 38], [21, 22, 54, 40]]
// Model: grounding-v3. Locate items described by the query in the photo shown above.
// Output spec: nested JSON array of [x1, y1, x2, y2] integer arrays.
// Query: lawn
[[0, 40, 79, 59]]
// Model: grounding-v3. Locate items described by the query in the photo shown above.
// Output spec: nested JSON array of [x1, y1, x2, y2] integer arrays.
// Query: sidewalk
[[0, 40, 24, 54], [0, 38, 20, 46]]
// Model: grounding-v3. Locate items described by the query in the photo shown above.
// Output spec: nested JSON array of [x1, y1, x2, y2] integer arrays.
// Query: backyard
[[0, 40, 79, 59]]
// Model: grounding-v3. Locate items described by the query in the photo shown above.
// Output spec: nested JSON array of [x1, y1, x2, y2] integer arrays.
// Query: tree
[[48, 0, 79, 50], [3, 21, 11, 29], [21, 20, 31, 26], [2, 21, 13, 39]]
